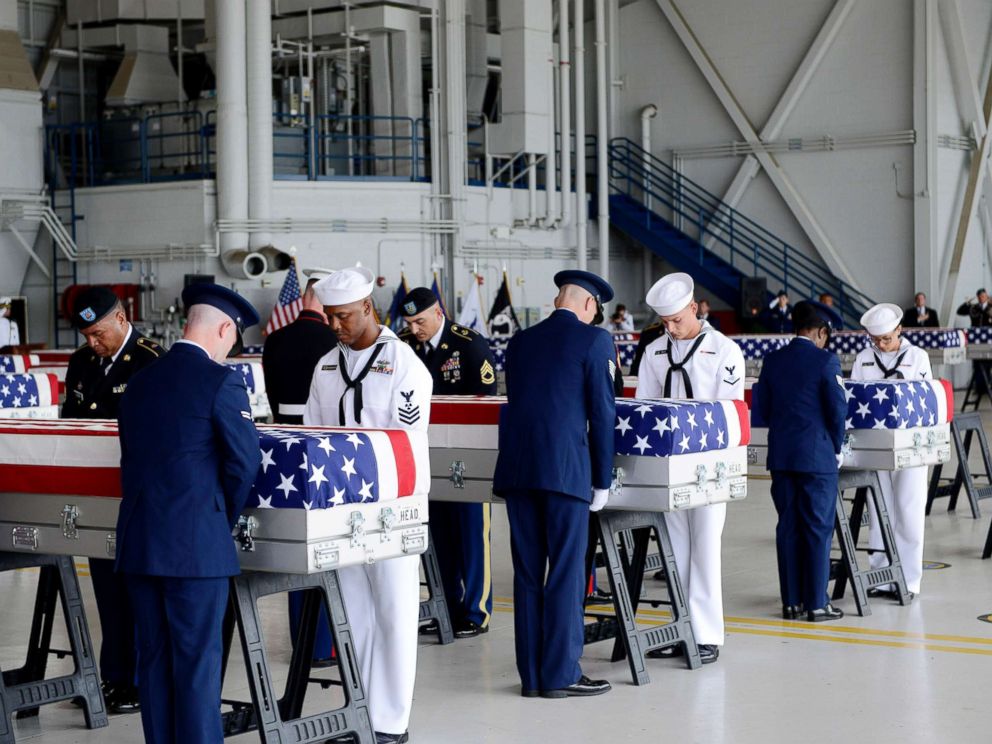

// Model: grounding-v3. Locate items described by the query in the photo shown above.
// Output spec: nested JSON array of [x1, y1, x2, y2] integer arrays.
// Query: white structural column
[[913, 0, 939, 304], [216, 0, 248, 254], [654, 0, 861, 291], [595, 0, 609, 283], [705, 0, 856, 244], [574, 0, 588, 269], [441, 0, 467, 309], [559, 0, 573, 228], [246, 0, 273, 250]]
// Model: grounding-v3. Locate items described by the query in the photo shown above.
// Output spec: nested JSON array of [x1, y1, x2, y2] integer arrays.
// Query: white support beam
[[938, 0, 986, 138], [705, 0, 856, 247], [913, 0, 939, 306], [654, 0, 861, 290]]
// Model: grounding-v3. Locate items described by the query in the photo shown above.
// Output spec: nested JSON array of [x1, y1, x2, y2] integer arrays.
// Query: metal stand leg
[[831, 471, 911, 617], [0, 553, 107, 742], [584, 510, 699, 686], [226, 570, 374, 744], [961, 361, 992, 412], [418, 533, 454, 645], [926, 413, 992, 519]]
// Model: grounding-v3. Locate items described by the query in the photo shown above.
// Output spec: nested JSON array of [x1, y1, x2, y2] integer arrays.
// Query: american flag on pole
[[265, 258, 304, 335]]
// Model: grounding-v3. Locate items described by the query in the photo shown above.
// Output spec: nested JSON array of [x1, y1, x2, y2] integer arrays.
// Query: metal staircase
[[607, 137, 873, 327]]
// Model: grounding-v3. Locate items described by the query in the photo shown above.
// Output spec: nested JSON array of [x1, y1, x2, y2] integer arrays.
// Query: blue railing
[[608, 137, 873, 326]]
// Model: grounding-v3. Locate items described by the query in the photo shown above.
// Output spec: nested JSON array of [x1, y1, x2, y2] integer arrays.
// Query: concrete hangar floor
[[1, 431, 990, 743]]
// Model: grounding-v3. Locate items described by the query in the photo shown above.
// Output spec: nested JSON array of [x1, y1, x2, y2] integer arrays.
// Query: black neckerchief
[[663, 333, 707, 397], [338, 343, 385, 425], [873, 349, 907, 379]]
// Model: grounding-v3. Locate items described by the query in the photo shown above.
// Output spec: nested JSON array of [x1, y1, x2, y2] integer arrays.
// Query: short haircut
[[792, 301, 829, 334]]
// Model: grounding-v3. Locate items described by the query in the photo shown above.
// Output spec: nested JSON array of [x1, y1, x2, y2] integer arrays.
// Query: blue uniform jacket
[[753, 337, 847, 474], [493, 309, 616, 501], [115, 342, 261, 577]]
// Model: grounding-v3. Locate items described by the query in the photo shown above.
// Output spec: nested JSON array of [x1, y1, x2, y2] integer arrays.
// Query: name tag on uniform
[[113, 384, 127, 394], [322, 364, 338, 371]]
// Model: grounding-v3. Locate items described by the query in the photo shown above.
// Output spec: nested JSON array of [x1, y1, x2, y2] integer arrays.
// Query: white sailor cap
[[860, 303, 903, 336], [646, 272, 695, 316], [313, 266, 376, 307], [302, 266, 335, 281], [0, 297, 10, 308]]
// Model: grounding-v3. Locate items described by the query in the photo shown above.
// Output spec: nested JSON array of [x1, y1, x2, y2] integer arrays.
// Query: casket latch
[[695, 464, 707, 488], [106, 533, 117, 558], [380, 507, 397, 540], [235, 515, 259, 552], [714, 462, 727, 488], [349, 511, 366, 548], [747, 447, 758, 465], [61, 504, 79, 540], [610, 466, 625, 498], [449, 460, 466, 489]]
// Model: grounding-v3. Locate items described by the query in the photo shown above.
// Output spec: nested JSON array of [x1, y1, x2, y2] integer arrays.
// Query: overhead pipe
[[559, 0, 572, 229], [246, 0, 274, 252], [640, 103, 657, 211], [595, 0, 609, 283], [543, 35, 558, 227], [215, 0, 254, 274], [574, 0, 587, 268]]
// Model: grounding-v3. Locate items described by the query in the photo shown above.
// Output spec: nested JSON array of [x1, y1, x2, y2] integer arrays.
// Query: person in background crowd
[[957, 288, 992, 327], [697, 299, 721, 331], [0, 297, 20, 349], [902, 293, 939, 328], [766, 291, 793, 334], [818, 292, 834, 308], [609, 304, 635, 332]]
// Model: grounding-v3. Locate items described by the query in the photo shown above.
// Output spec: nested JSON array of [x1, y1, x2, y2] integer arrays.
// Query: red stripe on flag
[[430, 400, 502, 425], [939, 378, 954, 423], [384, 430, 417, 497], [45, 374, 59, 405], [732, 398, 751, 446], [0, 425, 118, 437], [0, 465, 121, 497]]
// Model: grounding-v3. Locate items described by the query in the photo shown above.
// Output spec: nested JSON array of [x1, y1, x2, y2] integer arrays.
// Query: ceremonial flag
[[487, 271, 520, 336], [457, 273, 487, 336], [431, 271, 449, 318], [384, 273, 410, 330], [265, 258, 303, 335]]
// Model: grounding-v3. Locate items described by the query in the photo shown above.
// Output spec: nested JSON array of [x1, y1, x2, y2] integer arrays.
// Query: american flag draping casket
[[428, 396, 749, 511], [0, 354, 39, 374], [0, 373, 59, 419], [748, 379, 953, 472], [966, 327, 992, 359], [0, 420, 430, 573], [488, 331, 640, 374], [223, 360, 271, 420]]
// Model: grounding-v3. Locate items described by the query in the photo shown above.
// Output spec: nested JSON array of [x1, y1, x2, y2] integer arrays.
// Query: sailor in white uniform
[[851, 303, 932, 598], [0, 298, 19, 348], [635, 273, 745, 665], [303, 266, 432, 744]]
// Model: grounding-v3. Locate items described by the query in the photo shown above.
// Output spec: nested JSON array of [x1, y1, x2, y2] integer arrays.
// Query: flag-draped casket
[[748, 379, 953, 471], [223, 360, 270, 420], [0, 373, 59, 419], [0, 420, 430, 573], [429, 396, 750, 511], [0, 355, 40, 374], [967, 327, 992, 359]]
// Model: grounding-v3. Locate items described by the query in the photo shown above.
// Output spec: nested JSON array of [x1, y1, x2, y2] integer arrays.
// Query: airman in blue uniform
[[493, 269, 616, 699], [753, 301, 847, 623], [116, 283, 261, 743]]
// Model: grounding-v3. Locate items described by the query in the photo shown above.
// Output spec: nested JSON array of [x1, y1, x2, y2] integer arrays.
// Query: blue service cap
[[181, 283, 259, 356], [554, 270, 614, 304]]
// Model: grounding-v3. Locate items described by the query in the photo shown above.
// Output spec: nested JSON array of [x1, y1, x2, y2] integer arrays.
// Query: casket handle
[[448, 461, 467, 489], [235, 515, 259, 552]]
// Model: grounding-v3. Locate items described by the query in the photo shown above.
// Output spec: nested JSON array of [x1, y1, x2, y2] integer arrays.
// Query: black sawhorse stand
[[927, 413, 992, 519], [220, 570, 374, 744], [961, 361, 992, 411], [0, 552, 107, 742], [418, 534, 454, 644], [831, 470, 911, 616], [583, 511, 700, 686]]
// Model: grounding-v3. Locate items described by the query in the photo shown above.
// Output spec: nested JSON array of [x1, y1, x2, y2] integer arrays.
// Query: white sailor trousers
[[338, 553, 420, 734], [868, 466, 927, 593], [666, 502, 726, 646]]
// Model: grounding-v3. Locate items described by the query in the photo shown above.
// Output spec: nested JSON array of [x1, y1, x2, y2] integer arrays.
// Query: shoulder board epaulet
[[136, 337, 162, 357], [449, 324, 477, 340], [397, 327, 414, 340]]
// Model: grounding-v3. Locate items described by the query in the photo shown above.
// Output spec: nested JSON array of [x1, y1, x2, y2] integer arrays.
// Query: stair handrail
[[608, 137, 873, 323]]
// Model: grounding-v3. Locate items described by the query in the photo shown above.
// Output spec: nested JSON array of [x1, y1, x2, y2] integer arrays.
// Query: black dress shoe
[[521, 688, 540, 698], [418, 620, 439, 636], [867, 587, 915, 601], [782, 604, 804, 620], [454, 620, 488, 639], [107, 685, 141, 715], [311, 656, 335, 669], [585, 589, 614, 605], [697, 644, 719, 664], [645, 644, 684, 659], [807, 604, 844, 622], [375, 732, 409, 744], [653, 569, 667, 581], [540, 675, 611, 698]]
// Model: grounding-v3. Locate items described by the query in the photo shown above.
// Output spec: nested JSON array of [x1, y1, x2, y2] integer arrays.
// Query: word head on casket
[[428, 396, 750, 511], [748, 378, 953, 472], [0, 420, 430, 574]]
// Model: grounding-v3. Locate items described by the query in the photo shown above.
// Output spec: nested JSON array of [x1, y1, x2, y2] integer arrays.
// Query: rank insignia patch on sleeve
[[480, 360, 495, 385], [398, 389, 421, 425]]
